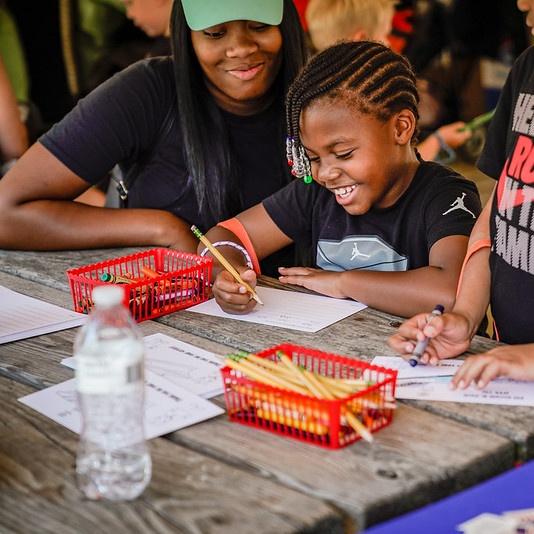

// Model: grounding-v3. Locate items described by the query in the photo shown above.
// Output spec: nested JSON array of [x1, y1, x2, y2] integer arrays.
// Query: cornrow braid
[[286, 40, 419, 183]]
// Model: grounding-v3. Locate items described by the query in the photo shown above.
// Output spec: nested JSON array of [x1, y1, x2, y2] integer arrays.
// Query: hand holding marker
[[409, 304, 444, 367]]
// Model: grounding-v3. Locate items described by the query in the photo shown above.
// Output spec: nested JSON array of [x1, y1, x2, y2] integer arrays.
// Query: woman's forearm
[[0, 200, 197, 251]]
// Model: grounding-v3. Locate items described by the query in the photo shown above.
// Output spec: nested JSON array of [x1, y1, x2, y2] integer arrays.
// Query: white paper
[[188, 286, 366, 332], [372, 356, 463, 379], [457, 513, 518, 534], [395, 375, 534, 406], [62, 333, 225, 399], [18, 370, 224, 439], [0, 286, 86, 344]]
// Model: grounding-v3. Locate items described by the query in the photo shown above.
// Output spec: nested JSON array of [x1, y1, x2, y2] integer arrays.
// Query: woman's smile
[[226, 63, 265, 81]]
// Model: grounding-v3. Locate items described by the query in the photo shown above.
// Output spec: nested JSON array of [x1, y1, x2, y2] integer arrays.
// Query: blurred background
[[2, 0, 532, 202]]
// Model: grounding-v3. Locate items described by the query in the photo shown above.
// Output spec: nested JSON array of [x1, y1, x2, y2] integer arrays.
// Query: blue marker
[[409, 304, 444, 367]]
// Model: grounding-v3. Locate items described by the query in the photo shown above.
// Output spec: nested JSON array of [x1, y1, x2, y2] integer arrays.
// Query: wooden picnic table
[[0, 248, 530, 532]]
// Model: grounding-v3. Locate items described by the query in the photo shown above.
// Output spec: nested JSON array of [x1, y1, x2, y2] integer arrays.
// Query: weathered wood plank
[[0, 376, 344, 534], [169, 401, 513, 530], [0, 249, 141, 292]]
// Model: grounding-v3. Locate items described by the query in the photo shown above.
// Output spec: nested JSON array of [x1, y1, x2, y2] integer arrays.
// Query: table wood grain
[[0, 376, 343, 534], [0, 268, 518, 531]]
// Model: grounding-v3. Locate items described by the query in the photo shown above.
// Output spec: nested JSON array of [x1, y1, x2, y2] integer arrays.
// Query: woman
[[0, 0, 306, 271]]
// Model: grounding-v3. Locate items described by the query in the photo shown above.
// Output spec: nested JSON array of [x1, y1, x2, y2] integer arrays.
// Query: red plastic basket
[[66, 248, 212, 322], [221, 343, 397, 449]]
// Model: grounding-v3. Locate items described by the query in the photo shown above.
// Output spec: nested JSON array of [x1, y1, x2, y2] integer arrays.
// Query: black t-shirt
[[39, 57, 294, 275], [478, 47, 534, 344], [263, 161, 481, 272]]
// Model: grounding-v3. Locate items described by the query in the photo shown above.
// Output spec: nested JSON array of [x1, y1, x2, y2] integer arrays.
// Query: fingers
[[388, 313, 440, 353], [212, 270, 257, 314], [278, 266, 314, 276], [450, 355, 501, 389], [278, 269, 311, 288]]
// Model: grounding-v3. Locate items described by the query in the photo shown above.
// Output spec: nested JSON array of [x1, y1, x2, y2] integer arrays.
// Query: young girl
[[202, 41, 481, 318], [390, 0, 534, 385], [0, 0, 306, 275]]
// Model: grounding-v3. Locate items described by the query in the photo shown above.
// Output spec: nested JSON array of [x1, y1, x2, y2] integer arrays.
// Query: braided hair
[[286, 41, 419, 183]]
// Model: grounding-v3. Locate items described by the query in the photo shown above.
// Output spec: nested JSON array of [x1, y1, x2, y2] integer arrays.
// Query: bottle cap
[[92, 285, 124, 308]]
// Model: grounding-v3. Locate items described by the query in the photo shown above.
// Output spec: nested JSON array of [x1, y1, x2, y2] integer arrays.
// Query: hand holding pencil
[[191, 225, 263, 312]]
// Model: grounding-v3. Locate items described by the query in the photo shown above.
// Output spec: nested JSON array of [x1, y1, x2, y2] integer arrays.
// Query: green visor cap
[[182, 0, 283, 31]]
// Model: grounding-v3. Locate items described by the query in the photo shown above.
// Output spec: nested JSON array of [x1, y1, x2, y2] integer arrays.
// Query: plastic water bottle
[[74, 285, 151, 501]]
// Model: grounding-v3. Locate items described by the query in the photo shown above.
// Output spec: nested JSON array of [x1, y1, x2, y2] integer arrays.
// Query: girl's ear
[[393, 109, 416, 146]]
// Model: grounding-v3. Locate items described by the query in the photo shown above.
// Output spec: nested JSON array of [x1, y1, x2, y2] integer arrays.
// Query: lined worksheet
[[0, 286, 86, 344], [18, 370, 224, 439], [62, 333, 225, 399], [188, 287, 366, 332]]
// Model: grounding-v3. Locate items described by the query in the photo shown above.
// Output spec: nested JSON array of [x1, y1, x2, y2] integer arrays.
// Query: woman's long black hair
[[170, 0, 307, 227]]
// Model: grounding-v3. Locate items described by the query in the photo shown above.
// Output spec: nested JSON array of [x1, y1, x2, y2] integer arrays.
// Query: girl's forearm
[[337, 266, 459, 317]]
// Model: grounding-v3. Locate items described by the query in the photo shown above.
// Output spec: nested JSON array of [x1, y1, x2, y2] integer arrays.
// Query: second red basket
[[221, 343, 397, 449]]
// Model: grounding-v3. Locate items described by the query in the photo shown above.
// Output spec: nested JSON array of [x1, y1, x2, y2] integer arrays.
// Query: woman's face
[[190, 20, 283, 115]]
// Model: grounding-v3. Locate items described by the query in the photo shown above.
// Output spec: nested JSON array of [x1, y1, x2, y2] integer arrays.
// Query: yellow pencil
[[191, 225, 263, 305]]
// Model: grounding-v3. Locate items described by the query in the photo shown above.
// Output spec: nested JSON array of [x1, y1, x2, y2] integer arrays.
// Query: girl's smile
[[332, 184, 358, 205]]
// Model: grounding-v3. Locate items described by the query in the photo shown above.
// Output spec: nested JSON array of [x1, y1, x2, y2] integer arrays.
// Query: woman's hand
[[388, 311, 473, 365], [212, 268, 258, 314], [278, 266, 345, 298], [451, 345, 534, 389]]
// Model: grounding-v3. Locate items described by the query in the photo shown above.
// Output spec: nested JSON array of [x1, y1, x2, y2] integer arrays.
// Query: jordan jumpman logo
[[442, 193, 476, 218]]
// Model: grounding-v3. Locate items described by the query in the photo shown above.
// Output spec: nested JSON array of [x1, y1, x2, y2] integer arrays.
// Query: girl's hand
[[278, 266, 345, 298], [212, 269, 258, 314], [388, 311, 472, 365], [451, 345, 534, 389]]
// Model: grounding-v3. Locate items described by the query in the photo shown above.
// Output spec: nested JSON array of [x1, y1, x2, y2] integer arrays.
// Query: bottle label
[[75, 338, 144, 394]]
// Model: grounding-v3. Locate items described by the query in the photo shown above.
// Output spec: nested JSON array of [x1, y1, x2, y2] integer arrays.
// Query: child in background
[[388, 0, 534, 388], [0, 54, 27, 175], [122, 0, 173, 39], [201, 41, 481, 318], [122, 0, 173, 57], [305, 0, 472, 163]]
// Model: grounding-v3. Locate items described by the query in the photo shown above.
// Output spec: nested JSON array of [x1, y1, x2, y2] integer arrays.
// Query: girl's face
[[300, 99, 416, 216], [190, 20, 283, 116]]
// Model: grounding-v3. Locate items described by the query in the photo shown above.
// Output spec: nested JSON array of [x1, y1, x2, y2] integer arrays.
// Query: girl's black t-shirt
[[263, 160, 481, 273]]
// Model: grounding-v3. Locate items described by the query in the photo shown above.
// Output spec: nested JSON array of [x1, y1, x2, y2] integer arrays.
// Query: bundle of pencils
[[225, 350, 396, 443]]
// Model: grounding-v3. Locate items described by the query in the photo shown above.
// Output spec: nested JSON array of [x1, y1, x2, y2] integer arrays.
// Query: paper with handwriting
[[0, 286, 86, 344], [188, 286, 366, 332], [18, 370, 224, 439], [62, 333, 224, 399]]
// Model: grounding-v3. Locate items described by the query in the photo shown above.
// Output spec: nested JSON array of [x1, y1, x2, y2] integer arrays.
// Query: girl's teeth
[[334, 185, 356, 197]]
